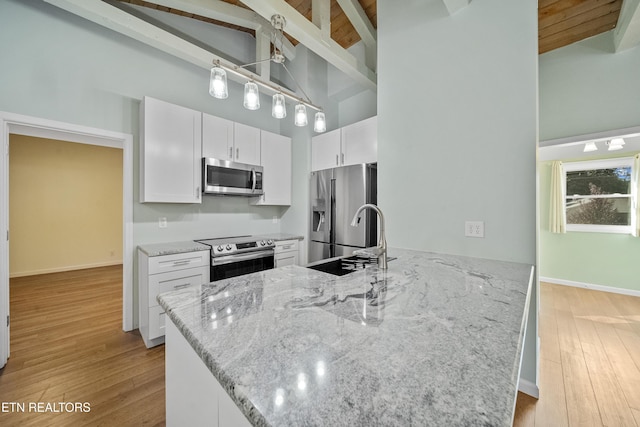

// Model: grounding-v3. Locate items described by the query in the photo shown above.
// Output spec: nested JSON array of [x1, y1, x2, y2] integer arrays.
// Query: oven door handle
[[212, 250, 274, 266]]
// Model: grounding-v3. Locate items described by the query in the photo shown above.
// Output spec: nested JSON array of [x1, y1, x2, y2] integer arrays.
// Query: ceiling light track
[[208, 14, 326, 132]]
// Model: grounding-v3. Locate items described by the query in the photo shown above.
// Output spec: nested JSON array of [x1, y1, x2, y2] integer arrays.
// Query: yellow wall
[[9, 135, 123, 277]]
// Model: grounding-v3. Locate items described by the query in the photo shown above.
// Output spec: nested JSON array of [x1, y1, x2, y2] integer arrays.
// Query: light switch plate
[[159, 217, 167, 228]]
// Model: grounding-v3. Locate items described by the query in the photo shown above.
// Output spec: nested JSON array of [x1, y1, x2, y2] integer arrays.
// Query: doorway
[[0, 112, 134, 368]]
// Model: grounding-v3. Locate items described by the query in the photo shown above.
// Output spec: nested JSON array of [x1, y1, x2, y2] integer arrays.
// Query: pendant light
[[209, 65, 228, 99], [294, 104, 308, 126], [243, 81, 260, 110], [206, 15, 326, 131], [272, 93, 286, 119], [314, 112, 326, 133]]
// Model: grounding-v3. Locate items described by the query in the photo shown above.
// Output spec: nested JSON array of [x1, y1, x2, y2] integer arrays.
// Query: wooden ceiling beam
[[335, 0, 376, 69], [43, 0, 305, 101], [131, 0, 296, 59], [614, 0, 640, 52], [237, 0, 377, 91]]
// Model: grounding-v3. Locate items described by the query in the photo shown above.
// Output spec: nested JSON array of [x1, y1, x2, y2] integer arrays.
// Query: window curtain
[[633, 154, 640, 237], [549, 160, 566, 234]]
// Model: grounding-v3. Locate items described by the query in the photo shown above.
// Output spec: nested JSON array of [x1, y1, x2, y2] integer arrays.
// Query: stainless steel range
[[195, 235, 275, 282]]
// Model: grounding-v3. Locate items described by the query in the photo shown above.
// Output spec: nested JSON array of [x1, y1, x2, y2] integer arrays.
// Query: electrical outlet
[[272, 216, 278, 224], [158, 217, 167, 229], [465, 221, 484, 238]]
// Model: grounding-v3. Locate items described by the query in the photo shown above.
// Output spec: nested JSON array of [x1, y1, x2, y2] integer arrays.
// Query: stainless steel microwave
[[202, 158, 264, 196]]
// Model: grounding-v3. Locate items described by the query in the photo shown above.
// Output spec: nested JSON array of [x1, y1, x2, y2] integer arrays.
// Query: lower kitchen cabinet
[[138, 249, 209, 348], [274, 239, 299, 267]]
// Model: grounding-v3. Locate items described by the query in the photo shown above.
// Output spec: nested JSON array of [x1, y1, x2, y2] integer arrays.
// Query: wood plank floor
[[0, 266, 165, 426], [513, 282, 640, 427]]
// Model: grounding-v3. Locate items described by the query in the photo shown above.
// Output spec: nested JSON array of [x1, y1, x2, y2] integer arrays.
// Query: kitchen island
[[158, 248, 534, 426]]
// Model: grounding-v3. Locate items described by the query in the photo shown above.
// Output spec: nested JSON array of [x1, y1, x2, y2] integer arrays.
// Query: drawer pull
[[173, 283, 191, 290], [282, 245, 292, 250], [172, 260, 190, 266]]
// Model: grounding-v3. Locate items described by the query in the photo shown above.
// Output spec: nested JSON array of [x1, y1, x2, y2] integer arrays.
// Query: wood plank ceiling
[[117, 0, 622, 55]]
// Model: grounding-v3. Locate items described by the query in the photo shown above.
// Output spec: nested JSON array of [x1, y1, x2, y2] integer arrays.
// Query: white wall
[[377, 0, 538, 387]]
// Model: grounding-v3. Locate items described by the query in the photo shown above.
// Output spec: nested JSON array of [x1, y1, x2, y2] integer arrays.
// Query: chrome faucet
[[350, 203, 387, 270]]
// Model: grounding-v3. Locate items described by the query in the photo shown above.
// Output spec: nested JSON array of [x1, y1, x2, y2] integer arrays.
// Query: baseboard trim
[[518, 378, 539, 399], [540, 276, 640, 298], [9, 260, 123, 278]]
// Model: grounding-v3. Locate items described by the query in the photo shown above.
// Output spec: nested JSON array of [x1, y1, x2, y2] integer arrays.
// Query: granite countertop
[[138, 241, 211, 257], [158, 248, 534, 426], [254, 233, 304, 242]]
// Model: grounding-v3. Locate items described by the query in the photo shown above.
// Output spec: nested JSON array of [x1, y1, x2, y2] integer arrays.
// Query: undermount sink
[[307, 254, 395, 276]]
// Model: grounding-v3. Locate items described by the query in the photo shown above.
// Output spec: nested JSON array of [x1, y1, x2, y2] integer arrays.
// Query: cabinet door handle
[[341, 153, 345, 164], [173, 283, 190, 290], [229, 147, 233, 158], [336, 155, 339, 166], [196, 186, 200, 199], [236, 147, 240, 159]]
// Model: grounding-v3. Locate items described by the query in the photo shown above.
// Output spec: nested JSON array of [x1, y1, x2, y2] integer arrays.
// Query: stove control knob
[[267, 240, 273, 245], [226, 245, 232, 251], [260, 240, 265, 246], [216, 246, 223, 252]]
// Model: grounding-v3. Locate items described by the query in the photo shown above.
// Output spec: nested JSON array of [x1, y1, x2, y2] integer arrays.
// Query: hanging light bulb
[[314, 111, 326, 133], [243, 81, 260, 110], [272, 93, 286, 119], [294, 104, 308, 127], [209, 66, 228, 99]]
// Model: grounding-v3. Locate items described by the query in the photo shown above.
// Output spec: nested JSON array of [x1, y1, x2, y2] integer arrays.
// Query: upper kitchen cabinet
[[341, 116, 377, 166], [311, 116, 377, 171], [233, 123, 261, 165], [251, 130, 291, 206], [202, 113, 261, 166], [311, 128, 341, 171], [140, 96, 202, 203]]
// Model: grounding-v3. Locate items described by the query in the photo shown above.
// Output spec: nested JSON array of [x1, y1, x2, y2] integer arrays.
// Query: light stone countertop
[[254, 233, 304, 242], [158, 248, 534, 426], [137, 241, 210, 257]]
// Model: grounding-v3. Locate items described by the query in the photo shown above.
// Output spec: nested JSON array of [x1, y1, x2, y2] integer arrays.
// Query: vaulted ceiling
[[44, 0, 640, 95]]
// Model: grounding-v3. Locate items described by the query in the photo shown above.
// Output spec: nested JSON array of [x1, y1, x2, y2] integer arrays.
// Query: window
[[564, 158, 635, 233]]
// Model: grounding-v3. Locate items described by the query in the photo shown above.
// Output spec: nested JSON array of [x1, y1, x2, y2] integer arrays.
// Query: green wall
[[539, 161, 640, 292], [539, 31, 640, 292]]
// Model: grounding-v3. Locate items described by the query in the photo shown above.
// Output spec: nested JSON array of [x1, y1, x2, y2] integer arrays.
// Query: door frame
[[0, 111, 134, 368]]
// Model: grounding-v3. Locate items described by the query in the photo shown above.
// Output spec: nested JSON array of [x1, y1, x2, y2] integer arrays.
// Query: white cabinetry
[[233, 122, 261, 165], [311, 116, 377, 171], [274, 239, 299, 267], [341, 116, 377, 166], [138, 249, 209, 348], [166, 320, 252, 427], [202, 113, 261, 165], [202, 113, 234, 160], [140, 96, 202, 203], [311, 128, 341, 171], [251, 130, 291, 206]]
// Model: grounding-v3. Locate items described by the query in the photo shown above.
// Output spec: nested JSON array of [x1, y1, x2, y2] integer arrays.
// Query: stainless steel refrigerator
[[309, 163, 377, 263]]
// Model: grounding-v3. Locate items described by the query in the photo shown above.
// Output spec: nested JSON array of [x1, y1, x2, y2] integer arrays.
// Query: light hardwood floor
[[514, 282, 640, 427], [0, 266, 165, 426]]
